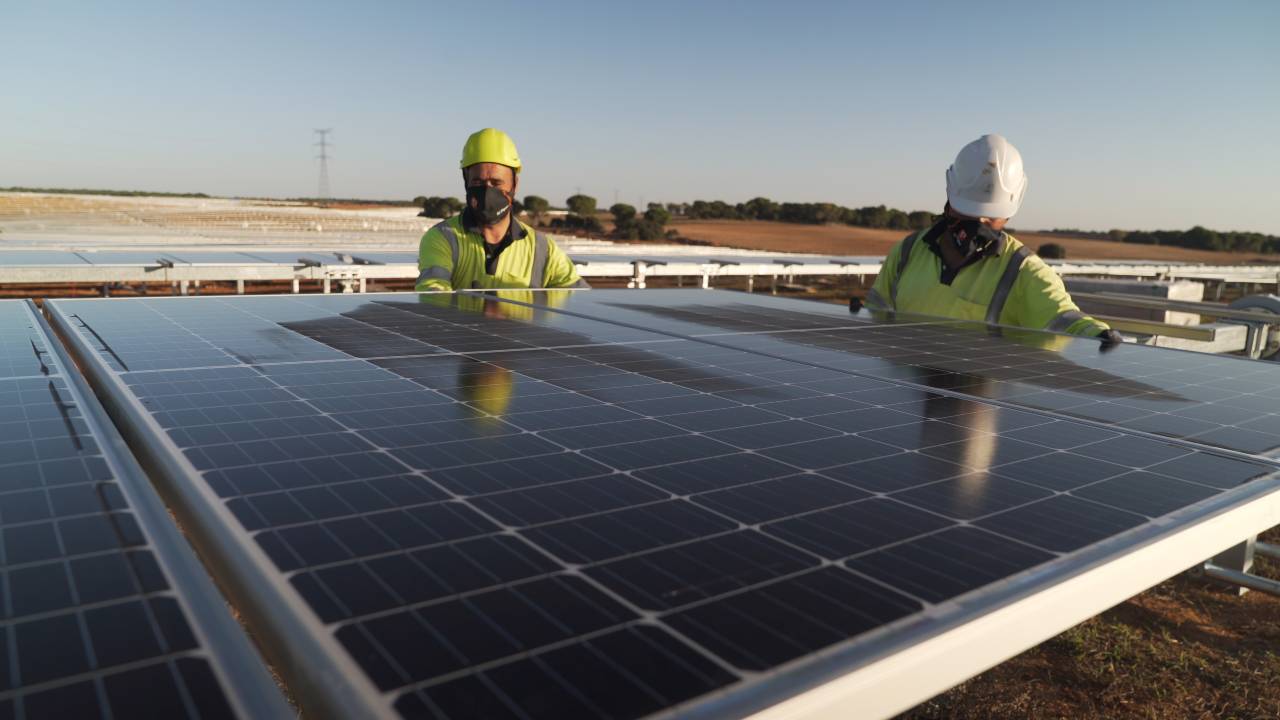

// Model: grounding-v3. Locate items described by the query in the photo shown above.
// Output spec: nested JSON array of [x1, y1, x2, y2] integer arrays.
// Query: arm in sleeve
[[866, 241, 901, 310], [415, 229, 455, 292], [542, 238, 590, 289], [1006, 255, 1110, 336]]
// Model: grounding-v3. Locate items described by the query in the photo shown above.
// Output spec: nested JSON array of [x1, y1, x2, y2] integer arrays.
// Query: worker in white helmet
[[867, 134, 1123, 344]]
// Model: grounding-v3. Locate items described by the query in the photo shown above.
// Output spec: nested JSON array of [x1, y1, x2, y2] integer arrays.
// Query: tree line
[[1043, 226, 1280, 254], [2, 186, 211, 198], [414, 193, 935, 240], [413, 194, 1280, 254], [664, 198, 938, 230]]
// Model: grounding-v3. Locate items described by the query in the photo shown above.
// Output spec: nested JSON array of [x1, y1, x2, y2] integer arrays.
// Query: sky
[[4, 0, 1278, 234]]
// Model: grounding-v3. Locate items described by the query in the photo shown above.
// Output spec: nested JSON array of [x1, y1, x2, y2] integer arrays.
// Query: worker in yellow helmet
[[416, 129, 589, 292], [867, 135, 1122, 345]]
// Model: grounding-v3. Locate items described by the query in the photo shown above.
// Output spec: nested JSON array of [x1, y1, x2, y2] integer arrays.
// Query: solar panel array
[[0, 301, 286, 719], [44, 290, 1280, 719]]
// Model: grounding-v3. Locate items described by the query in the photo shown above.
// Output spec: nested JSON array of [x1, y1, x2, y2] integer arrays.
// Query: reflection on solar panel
[[45, 290, 1280, 719], [0, 301, 287, 719], [561, 292, 1280, 457]]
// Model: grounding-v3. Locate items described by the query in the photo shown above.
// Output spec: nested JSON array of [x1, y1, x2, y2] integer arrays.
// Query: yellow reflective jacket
[[415, 215, 588, 292], [867, 230, 1108, 336]]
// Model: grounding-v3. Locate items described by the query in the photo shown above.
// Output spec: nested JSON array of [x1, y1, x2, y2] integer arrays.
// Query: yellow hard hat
[[460, 128, 522, 173]]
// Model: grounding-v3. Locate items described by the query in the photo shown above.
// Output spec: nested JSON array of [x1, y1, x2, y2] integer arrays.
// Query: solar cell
[[0, 301, 287, 719], [45, 290, 1280, 720]]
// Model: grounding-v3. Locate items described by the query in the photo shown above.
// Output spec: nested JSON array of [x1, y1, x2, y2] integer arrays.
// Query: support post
[[292, 278, 300, 294], [701, 271, 711, 289], [180, 280, 189, 296], [323, 277, 331, 294], [771, 275, 778, 295], [236, 279, 245, 295], [746, 275, 754, 293], [359, 277, 367, 293], [1207, 538, 1257, 596]]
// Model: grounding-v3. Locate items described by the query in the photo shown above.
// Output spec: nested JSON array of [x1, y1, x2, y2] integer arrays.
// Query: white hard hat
[[946, 134, 1028, 219]]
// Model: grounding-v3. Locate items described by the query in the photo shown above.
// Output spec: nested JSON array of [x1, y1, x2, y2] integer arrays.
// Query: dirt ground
[[668, 219, 1276, 263]]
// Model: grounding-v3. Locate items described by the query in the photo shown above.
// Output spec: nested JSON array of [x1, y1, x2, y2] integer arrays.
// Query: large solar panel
[[44, 290, 1280, 719], [0, 300, 288, 719], [510, 290, 1280, 459]]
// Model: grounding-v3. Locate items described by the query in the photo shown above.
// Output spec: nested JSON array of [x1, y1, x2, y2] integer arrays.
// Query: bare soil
[[668, 219, 1276, 264]]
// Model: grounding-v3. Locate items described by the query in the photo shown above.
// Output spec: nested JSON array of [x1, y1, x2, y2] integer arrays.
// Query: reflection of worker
[[867, 135, 1122, 345], [416, 287, 572, 322], [460, 361, 517, 417], [415, 128, 589, 292], [427, 290, 575, 417]]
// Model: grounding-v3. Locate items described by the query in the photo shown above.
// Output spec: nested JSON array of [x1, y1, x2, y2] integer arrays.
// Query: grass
[[901, 528, 1280, 719]]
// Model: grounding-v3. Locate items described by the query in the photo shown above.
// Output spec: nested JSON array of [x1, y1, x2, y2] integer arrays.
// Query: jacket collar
[[921, 221, 1006, 260]]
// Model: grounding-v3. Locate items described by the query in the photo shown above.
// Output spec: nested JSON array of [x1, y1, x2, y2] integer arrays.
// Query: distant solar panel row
[[44, 290, 1280, 720], [0, 301, 287, 719]]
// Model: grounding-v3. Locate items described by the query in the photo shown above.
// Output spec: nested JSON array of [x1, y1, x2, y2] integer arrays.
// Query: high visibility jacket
[[867, 230, 1108, 336], [415, 215, 589, 292]]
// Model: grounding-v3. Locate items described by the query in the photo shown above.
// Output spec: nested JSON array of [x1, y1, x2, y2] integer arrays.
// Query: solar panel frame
[[42, 301, 382, 720], [4, 300, 290, 719], [43, 290, 1280, 720]]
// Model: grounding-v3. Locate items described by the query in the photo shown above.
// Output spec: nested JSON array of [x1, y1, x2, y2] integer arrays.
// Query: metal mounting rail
[[1091, 314, 1221, 341], [1074, 292, 1280, 323], [1202, 538, 1280, 598]]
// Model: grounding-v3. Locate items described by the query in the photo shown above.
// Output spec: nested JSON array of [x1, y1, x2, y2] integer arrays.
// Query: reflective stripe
[[1046, 309, 1086, 333], [416, 266, 451, 283], [568, 278, 591, 289], [865, 287, 889, 309], [434, 221, 460, 267], [985, 246, 1031, 325], [889, 230, 919, 306], [531, 232, 549, 289]]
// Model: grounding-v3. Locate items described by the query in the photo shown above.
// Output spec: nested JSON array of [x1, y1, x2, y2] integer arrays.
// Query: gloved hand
[[1097, 328, 1125, 352]]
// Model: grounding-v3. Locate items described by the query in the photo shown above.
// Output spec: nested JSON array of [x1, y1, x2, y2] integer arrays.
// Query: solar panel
[[0, 252, 94, 266], [0, 300, 288, 719], [44, 290, 1280, 720], [524, 290, 1280, 458]]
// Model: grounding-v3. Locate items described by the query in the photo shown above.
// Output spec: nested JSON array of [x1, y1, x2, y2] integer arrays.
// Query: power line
[[314, 129, 332, 200]]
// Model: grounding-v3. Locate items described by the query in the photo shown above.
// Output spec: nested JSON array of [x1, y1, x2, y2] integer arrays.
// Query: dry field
[[669, 219, 1276, 263]]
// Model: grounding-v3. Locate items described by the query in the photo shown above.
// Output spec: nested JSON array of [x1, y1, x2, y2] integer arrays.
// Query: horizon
[[4, 1, 1278, 235], [6, 185, 1280, 238]]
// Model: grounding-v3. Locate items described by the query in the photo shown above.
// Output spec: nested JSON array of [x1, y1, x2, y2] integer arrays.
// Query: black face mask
[[466, 185, 512, 226], [947, 217, 1002, 255]]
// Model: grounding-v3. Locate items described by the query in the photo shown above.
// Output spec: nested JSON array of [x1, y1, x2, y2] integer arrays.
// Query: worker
[[416, 128, 589, 292], [866, 134, 1123, 345]]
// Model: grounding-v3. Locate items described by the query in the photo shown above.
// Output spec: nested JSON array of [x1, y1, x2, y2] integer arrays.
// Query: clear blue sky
[[4, 0, 1278, 233]]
